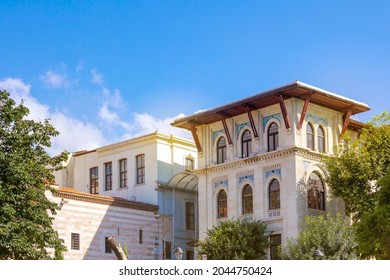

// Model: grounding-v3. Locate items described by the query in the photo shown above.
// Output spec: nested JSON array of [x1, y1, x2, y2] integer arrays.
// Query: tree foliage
[[0, 90, 68, 259], [354, 169, 390, 259], [198, 219, 269, 260], [280, 214, 357, 260], [322, 111, 390, 221]]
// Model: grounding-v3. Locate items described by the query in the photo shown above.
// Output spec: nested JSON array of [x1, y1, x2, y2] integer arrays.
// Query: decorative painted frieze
[[212, 176, 229, 189], [238, 174, 254, 185], [305, 113, 328, 126], [236, 122, 251, 139], [263, 113, 282, 132], [212, 129, 225, 143], [264, 168, 281, 180]]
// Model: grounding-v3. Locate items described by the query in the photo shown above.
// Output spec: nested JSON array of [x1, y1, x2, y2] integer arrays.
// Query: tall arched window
[[307, 172, 325, 210], [217, 189, 227, 218], [317, 126, 325, 153], [306, 123, 314, 150], [268, 122, 279, 152], [217, 137, 227, 164], [242, 184, 253, 214], [241, 130, 252, 158], [269, 179, 280, 210]]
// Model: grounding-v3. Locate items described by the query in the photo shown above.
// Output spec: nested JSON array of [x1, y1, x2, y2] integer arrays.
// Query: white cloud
[[98, 104, 121, 123], [91, 69, 103, 85], [40, 71, 67, 88], [132, 112, 191, 139], [0, 77, 106, 156]]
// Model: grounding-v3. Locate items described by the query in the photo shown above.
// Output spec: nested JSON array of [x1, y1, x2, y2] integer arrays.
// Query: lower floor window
[[270, 234, 281, 260]]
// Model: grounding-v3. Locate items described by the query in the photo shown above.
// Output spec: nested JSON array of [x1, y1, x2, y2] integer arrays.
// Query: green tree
[[280, 214, 357, 260], [322, 111, 390, 221], [354, 169, 390, 259], [197, 219, 269, 260], [0, 90, 68, 259]]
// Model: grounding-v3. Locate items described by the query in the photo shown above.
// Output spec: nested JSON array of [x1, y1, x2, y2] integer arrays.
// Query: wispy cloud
[[40, 71, 67, 88], [91, 69, 103, 85]]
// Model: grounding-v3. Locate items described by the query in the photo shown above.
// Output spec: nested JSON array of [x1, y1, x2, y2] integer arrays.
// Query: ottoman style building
[[171, 81, 370, 259]]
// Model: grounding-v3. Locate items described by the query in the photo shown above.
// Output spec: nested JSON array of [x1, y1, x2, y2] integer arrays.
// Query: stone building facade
[[172, 81, 370, 259], [48, 187, 159, 260], [53, 131, 198, 259]]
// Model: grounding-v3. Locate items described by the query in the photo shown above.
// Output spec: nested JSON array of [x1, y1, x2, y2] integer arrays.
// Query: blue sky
[[0, 0, 389, 155]]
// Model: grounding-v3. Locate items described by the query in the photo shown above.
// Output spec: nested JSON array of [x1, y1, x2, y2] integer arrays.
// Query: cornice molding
[[194, 147, 323, 175]]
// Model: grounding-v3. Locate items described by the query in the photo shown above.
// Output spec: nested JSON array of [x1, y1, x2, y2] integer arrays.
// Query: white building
[[54, 131, 198, 259], [48, 187, 160, 260], [171, 81, 370, 259]]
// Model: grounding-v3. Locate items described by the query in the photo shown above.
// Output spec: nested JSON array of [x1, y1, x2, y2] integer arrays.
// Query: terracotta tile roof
[[53, 187, 159, 212]]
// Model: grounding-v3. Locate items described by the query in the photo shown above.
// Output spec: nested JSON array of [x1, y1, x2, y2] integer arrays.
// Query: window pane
[[306, 123, 314, 150], [90, 167, 98, 194], [269, 179, 280, 210], [308, 172, 325, 210], [242, 185, 253, 214], [317, 127, 325, 153], [218, 190, 227, 218], [217, 137, 227, 164], [136, 154, 145, 184]]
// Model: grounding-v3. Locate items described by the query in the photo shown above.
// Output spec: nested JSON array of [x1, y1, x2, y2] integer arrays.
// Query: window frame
[[242, 184, 253, 215], [307, 172, 325, 211], [241, 129, 252, 158], [217, 136, 227, 164], [104, 162, 112, 191], [269, 179, 280, 210], [90, 166, 99, 194], [267, 122, 279, 152], [71, 233, 80, 250], [217, 189, 228, 218], [185, 201, 195, 231], [306, 123, 314, 150], [317, 126, 325, 153], [270, 234, 281, 260], [136, 154, 145, 184], [119, 159, 127, 188]]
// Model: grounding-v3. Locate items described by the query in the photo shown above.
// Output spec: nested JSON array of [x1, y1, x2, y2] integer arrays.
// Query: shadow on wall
[[51, 189, 161, 260]]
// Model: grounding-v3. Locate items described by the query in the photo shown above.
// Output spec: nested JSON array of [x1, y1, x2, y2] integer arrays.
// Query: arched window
[[317, 126, 325, 153], [242, 185, 253, 214], [217, 190, 227, 218], [241, 130, 252, 158], [306, 123, 314, 150], [307, 172, 325, 210], [269, 179, 280, 210], [217, 137, 227, 164], [268, 122, 279, 152]]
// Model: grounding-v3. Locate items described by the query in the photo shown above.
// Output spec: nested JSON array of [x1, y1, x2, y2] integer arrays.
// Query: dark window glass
[[270, 234, 281, 260], [186, 202, 195, 231], [317, 126, 325, 153], [164, 241, 172, 259], [119, 159, 127, 188], [217, 137, 227, 164], [186, 250, 194, 260], [268, 122, 279, 151], [90, 167, 98, 194], [217, 190, 227, 218], [241, 130, 252, 158], [104, 162, 112, 191], [269, 179, 280, 210], [306, 123, 314, 150], [136, 154, 145, 184], [242, 184, 253, 214], [308, 172, 325, 210], [71, 233, 80, 250]]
